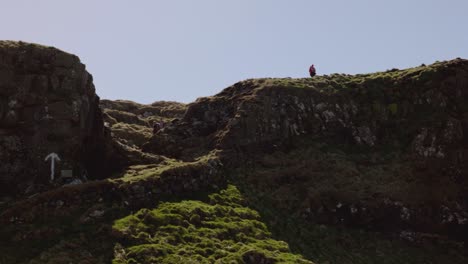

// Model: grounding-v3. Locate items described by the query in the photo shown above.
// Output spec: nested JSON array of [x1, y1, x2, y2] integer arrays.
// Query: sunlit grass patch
[[112, 185, 313, 263]]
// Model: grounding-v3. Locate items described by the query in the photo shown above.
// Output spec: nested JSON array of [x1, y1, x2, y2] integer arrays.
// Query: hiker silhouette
[[309, 64, 316, 77]]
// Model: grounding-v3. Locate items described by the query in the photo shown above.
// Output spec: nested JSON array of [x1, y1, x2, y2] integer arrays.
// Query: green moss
[[104, 109, 148, 126], [111, 122, 152, 146], [114, 164, 164, 183], [0, 40, 47, 49], [388, 103, 398, 115], [241, 188, 468, 264], [229, 134, 467, 263], [112, 185, 313, 263]]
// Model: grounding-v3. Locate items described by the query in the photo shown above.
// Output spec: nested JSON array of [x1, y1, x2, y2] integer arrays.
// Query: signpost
[[45, 152, 61, 181], [61, 170, 73, 178]]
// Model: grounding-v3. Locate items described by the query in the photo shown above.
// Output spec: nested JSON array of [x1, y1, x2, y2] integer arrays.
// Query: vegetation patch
[[237, 183, 468, 264], [111, 122, 153, 147], [112, 185, 313, 263]]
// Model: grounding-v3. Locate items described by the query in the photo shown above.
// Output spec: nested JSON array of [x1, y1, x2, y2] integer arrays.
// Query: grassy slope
[[6, 152, 464, 263], [232, 156, 468, 264], [112, 185, 312, 264], [0, 155, 313, 264]]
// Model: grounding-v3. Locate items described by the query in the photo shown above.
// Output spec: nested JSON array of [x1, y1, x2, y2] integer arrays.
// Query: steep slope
[[0, 41, 467, 263]]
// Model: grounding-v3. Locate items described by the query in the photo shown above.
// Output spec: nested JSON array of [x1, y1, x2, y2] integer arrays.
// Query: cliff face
[[0, 41, 467, 263], [146, 59, 468, 156], [0, 41, 105, 196], [144, 59, 468, 240]]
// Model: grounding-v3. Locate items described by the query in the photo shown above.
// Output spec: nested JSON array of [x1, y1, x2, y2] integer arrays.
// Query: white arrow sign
[[45, 152, 61, 181]]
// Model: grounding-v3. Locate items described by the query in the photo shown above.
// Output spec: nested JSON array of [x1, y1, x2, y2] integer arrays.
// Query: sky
[[1, 0, 468, 104]]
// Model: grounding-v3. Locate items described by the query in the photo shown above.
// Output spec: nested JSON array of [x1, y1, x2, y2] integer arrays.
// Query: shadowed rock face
[[0, 41, 105, 196], [144, 59, 468, 239]]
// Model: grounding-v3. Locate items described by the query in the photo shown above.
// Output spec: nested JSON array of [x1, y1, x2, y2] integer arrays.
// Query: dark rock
[[242, 250, 275, 264], [143, 59, 468, 240], [0, 41, 106, 196]]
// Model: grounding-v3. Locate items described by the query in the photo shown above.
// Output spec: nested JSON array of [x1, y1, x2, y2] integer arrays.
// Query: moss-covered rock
[[112, 185, 313, 264], [100, 99, 186, 149]]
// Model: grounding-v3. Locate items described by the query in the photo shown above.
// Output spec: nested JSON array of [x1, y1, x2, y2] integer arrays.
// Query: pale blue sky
[[2, 1, 467, 103]]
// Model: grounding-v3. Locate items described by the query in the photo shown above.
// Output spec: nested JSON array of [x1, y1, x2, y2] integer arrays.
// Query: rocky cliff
[[0, 41, 467, 264], [144, 59, 468, 243], [0, 41, 105, 197]]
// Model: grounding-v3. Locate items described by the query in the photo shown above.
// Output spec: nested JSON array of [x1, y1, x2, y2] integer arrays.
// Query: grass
[[237, 138, 412, 205], [104, 109, 149, 127], [113, 162, 175, 183], [0, 152, 222, 263], [112, 151, 219, 184], [111, 122, 152, 147], [226, 134, 468, 263], [112, 185, 313, 264], [233, 60, 458, 102], [0, 40, 56, 51], [0, 199, 125, 264], [236, 183, 468, 264]]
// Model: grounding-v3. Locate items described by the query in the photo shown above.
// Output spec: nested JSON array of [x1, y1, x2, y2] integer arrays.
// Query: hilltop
[[0, 41, 467, 263]]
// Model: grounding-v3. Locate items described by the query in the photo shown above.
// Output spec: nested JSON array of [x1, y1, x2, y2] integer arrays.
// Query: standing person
[[309, 64, 316, 77]]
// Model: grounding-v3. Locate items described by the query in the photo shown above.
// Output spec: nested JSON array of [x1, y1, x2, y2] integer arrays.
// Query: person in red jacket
[[309, 64, 316, 77]]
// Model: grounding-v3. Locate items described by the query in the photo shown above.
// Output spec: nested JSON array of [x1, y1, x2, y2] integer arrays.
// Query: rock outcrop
[[145, 59, 468, 156], [100, 99, 186, 148], [144, 59, 468, 241], [0, 41, 105, 196]]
